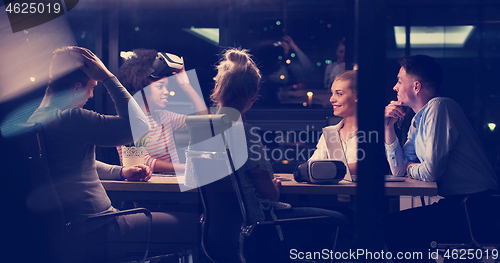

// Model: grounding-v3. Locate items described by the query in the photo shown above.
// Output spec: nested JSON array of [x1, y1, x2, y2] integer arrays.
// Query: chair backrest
[[13, 123, 69, 262], [463, 194, 500, 246], [185, 114, 247, 263], [2, 123, 49, 262], [14, 123, 66, 223]]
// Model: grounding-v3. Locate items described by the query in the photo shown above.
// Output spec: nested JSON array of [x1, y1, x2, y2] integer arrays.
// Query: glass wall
[[2, 0, 499, 258], [111, 0, 351, 171], [1, 0, 498, 171], [384, 1, 500, 167]]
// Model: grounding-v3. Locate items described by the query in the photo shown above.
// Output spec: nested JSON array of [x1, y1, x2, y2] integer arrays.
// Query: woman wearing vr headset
[[118, 49, 208, 174], [208, 48, 350, 256], [310, 70, 358, 176]]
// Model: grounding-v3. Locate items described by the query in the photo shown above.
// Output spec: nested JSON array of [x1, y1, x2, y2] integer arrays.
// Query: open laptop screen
[[322, 126, 355, 182]]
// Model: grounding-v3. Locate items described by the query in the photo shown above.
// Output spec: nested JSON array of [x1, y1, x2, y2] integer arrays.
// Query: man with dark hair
[[396, 54, 442, 97], [384, 54, 498, 261], [31, 46, 151, 179], [27, 46, 196, 262], [46, 46, 92, 94]]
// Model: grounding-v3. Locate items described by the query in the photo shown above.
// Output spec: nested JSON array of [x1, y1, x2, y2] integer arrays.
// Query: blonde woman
[[207, 48, 348, 255], [311, 70, 358, 175]]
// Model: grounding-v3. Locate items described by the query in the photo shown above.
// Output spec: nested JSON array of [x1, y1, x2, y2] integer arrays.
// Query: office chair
[[430, 194, 500, 263], [12, 123, 186, 263], [185, 114, 349, 263]]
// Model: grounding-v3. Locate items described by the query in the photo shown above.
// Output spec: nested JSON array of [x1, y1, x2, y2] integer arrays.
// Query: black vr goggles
[[141, 52, 184, 114], [149, 52, 184, 79], [293, 160, 347, 184]]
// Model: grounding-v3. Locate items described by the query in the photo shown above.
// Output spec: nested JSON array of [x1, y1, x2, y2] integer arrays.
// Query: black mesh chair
[[185, 114, 350, 263], [12, 123, 187, 263], [430, 194, 500, 262]]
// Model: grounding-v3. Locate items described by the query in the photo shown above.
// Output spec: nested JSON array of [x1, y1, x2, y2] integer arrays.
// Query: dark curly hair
[[118, 49, 157, 95]]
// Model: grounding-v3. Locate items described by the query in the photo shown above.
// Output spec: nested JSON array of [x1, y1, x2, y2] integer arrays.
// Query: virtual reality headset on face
[[149, 52, 184, 79]]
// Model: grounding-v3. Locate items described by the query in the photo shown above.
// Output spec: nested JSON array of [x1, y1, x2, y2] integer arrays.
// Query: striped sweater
[[118, 110, 187, 171]]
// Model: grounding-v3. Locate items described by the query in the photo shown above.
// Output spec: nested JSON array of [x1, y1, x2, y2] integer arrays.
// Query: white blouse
[[309, 120, 358, 166]]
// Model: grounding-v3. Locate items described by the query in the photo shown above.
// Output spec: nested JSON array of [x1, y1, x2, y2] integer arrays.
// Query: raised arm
[[384, 100, 412, 177], [67, 47, 149, 146], [283, 35, 313, 70], [173, 60, 209, 115], [384, 101, 405, 146]]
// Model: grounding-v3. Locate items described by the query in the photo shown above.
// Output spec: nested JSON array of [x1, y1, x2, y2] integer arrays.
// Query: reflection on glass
[[394, 26, 474, 48]]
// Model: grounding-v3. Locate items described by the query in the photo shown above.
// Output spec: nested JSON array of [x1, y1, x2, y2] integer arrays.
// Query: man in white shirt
[[384, 54, 498, 262]]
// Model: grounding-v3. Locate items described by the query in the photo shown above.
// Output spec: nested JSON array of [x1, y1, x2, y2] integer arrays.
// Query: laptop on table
[[322, 126, 405, 182]]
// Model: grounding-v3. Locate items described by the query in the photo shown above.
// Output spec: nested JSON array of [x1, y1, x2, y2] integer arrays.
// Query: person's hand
[[172, 57, 190, 89], [121, 164, 152, 182], [272, 178, 282, 194], [406, 162, 418, 177], [70, 46, 114, 82], [282, 35, 299, 51], [385, 101, 405, 127]]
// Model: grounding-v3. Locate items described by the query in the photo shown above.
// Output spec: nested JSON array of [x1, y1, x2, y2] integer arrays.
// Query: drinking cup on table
[[122, 146, 146, 166]]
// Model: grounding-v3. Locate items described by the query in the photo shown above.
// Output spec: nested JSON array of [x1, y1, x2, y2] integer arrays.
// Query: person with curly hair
[[118, 49, 208, 174]]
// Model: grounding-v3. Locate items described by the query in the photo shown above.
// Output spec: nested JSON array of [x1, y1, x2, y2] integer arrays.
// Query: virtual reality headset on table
[[293, 160, 347, 184]]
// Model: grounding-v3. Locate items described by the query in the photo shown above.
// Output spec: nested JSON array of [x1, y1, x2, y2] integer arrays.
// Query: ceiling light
[[487, 123, 496, 132], [183, 28, 219, 46], [394, 26, 474, 48]]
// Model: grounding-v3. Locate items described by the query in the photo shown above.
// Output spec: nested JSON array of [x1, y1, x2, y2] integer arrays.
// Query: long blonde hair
[[210, 48, 261, 110]]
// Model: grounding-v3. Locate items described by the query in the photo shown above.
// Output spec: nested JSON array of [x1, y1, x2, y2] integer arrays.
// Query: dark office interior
[[1, 0, 499, 262]]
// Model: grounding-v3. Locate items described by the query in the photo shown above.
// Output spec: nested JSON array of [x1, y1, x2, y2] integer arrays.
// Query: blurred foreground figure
[[28, 46, 196, 262]]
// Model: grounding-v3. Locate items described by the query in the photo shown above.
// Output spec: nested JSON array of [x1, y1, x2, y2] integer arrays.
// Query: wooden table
[[102, 175, 190, 193], [276, 174, 437, 196], [102, 173, 437, 197]]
